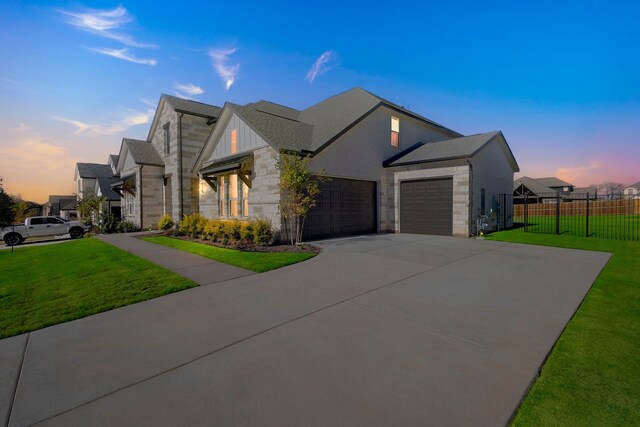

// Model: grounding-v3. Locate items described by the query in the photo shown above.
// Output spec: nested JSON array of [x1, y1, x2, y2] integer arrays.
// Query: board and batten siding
[[207, 113, 268, 162]]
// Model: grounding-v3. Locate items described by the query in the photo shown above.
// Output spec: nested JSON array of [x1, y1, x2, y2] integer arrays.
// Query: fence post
[[556, 192, 560, 235], [586, 193, 589, 237], [524, 194, 528, 232]]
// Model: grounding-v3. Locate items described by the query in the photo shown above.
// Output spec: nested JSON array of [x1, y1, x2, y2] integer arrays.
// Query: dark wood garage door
[[301, 177, 377, 240], [401, 178, 453, 235]]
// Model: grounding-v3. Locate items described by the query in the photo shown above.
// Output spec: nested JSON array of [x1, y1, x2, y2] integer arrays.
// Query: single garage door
[[302, 177, 377, 240], [401, 178, 453, 235]]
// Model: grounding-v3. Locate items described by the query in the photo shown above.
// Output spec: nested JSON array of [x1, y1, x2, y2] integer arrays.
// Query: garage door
[[301, 177, 377, 240], [401, 178, 453, 235]]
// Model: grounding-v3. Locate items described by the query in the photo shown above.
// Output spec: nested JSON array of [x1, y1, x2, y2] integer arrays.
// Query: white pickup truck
[[1, 216, 90, 246]]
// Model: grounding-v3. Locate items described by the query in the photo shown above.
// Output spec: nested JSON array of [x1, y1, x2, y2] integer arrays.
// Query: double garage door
[[400, 178, 453, 236], [299, 176, 453, 240], [303, 177, 377, 240]]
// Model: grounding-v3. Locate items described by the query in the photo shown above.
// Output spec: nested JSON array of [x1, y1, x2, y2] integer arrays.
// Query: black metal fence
[[508, 192, 640, 241]]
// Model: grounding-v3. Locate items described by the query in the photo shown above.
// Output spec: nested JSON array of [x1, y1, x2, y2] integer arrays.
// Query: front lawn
[[485, 230, 640, 425], [0, 239, 197, 339], [142, 236, 316, 272]]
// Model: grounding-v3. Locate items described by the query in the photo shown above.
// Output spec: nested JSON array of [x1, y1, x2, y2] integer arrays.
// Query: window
[[30, 218, 44, 225], [231, 129, 238, 154], [217, 173, 249, 218], [163, 123, 170, 155], [480, 188, 486, 215], [391, 116, 400, 147]]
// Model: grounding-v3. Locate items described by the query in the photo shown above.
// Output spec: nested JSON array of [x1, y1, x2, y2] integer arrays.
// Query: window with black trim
[[163, 123, 170, 155]]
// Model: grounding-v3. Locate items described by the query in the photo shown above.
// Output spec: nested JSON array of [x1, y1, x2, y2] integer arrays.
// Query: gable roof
[[76, 163, 115, 179], [514, 176, 555, 194], [384, 131, 502, 167], [162, 95, 223, 118], [120, 138, 164, 168], [534, 177, 573, 188], [95, 175, 121, 200], [627, 180, 640, 189]]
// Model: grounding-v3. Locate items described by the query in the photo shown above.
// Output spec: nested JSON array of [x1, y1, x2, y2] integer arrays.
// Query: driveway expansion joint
[[5, 333, 29, 427]]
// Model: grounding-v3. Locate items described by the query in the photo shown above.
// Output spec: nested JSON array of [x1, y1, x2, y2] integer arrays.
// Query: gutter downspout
[[466, 157, 473, 237], [178, 113, 184, 220], [139, 165, 144, 230]]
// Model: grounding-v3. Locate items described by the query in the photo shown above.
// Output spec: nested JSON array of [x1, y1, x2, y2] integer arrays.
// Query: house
[[624, 181, 640, 199], [194, 87, 519, 239], [112, 95, 222, 228], [75, 155, 121, 217], [43, 195, 78, 219], [514, 176, 597, 202]]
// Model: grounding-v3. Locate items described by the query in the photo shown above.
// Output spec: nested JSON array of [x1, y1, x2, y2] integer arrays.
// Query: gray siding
[[208, 113, 268, 161], [470, 138, 515, 233]]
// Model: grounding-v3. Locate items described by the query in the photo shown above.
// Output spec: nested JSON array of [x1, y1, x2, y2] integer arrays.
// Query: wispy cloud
[[173, 82, 204, 98], [90, 47, 157, 65], [59, 5, 157, 49], [557, 162, 602, 184], [11, 123, 31, 132], [209, 48, 239, 90], [52, 107, 155, 136], [0, 76, 23, 85], [306, 50, 339, 83]]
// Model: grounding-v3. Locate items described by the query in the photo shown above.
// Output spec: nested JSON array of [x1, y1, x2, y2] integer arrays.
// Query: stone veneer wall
[[390, 165, 471, 236], [198, 146, 281, 233], [140, 165, 165, 229]]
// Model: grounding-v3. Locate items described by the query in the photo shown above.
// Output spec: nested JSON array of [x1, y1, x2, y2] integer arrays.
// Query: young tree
[[0, 178, 15, 228], [276, 153, 326, 245], [77, 192, 104, 229]]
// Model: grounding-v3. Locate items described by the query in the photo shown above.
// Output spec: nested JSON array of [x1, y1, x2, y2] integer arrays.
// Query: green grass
[[0, 239, 197, 339], [485, 230, 640, 425], [514, 214, 640, 240], [142, 236, 317, 272]]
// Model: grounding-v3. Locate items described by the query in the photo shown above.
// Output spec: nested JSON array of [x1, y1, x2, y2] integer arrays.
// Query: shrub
[[253, 219, 273, 246], [158, 214, 174, 230], [226, 219, 242, 241], [240, 221, 254, 242], [178, 213, 204, 237], [116, 220, 139, 233], [98, 209, 119, 234]]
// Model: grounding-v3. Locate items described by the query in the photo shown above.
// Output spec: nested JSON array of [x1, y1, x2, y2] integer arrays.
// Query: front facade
[[194, 88, 519, 240], [112, 95, 221, 228]]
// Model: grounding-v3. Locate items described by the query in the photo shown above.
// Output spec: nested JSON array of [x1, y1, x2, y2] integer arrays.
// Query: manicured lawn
[[142, 236, 317, 272], [485, 230, 640, 425], [513, 214, 640, 240], [0, 239, 197, 339]]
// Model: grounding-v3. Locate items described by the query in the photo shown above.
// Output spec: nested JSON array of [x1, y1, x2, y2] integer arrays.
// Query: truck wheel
[[70, 228, 84, 239], [4, 233, 21, 246]]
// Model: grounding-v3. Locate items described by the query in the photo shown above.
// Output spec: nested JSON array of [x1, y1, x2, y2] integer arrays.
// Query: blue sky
[[1, 0, 638, 201]]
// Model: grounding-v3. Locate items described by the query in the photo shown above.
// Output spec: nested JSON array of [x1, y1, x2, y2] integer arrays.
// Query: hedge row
[[176, 213, 274, 246]]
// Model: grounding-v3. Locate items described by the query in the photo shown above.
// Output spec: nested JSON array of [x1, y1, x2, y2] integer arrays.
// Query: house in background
[[514, 176, 597, 202], [75, 156, 121, 217], [43, 195, 78, 219], [112, 95, 221, 228], [194, 87, 519, 239], [624, 181, 640, 199]]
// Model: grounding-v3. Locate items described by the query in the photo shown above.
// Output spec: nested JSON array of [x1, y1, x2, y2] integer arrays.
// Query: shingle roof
[[534, 177, 573, 188], [96, 175, 121, 200], [123, 138, 164, 167], [77, 163, 115, 179], [163, 95, 222, 118], [109, 154, 119, 165], [59, 198, 77, 210], [385, 131, 500, 167], [48, 195, 76, 204], [627, 180, 640, 189], [513, 176, 555, 194]]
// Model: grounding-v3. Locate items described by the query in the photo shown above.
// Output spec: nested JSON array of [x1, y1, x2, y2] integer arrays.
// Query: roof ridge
[[162, 93, 219, 109]]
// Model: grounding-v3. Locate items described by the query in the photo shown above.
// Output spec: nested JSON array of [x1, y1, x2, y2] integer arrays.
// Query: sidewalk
[[97, 232, 254, 285]]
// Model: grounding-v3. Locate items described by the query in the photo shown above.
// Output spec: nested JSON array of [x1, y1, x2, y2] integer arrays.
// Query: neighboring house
[[514, 176, 597, 202], [194, 87, 519, 238], [624, 181, 640, 199], [43, 195, 78, 220], [112, 95, 222, 228], [75, 156, 121, 218]]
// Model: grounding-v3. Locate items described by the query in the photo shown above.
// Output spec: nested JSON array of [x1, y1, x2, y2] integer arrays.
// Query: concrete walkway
[[0, 234, 610, 426], [97, 232, 254, 285]]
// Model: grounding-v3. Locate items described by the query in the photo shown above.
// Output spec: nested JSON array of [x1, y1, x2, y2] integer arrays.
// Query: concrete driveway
[[1, 234, 610, 426]]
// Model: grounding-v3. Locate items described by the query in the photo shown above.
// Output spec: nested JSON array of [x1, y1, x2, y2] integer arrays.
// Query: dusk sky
[[1, 0, 638, 202]]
